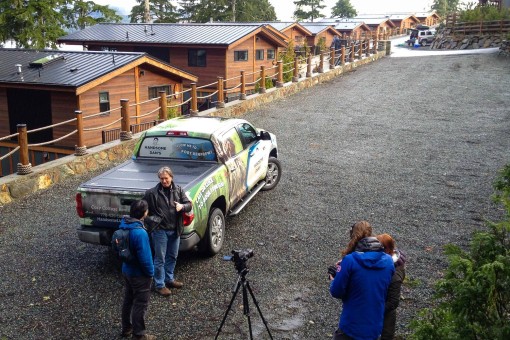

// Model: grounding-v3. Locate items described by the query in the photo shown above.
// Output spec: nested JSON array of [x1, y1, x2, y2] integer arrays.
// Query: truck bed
[[79, 158, 220, 193]]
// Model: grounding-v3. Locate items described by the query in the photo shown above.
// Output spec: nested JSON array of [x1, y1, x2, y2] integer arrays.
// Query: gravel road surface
[[1, 52, 509, 340]]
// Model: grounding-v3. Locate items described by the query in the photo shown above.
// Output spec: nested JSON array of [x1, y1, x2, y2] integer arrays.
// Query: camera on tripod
[[223, 249, 254, 275]]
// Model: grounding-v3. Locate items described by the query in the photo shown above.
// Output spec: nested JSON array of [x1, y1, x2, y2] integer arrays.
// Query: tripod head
[[223, 249, 254, 277]]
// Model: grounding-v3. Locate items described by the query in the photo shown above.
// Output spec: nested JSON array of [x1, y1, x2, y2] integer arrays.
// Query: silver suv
[[417, 30, 435, 46]]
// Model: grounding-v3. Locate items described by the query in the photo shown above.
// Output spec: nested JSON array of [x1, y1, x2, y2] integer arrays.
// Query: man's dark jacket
[[143, 182, 192, 235]]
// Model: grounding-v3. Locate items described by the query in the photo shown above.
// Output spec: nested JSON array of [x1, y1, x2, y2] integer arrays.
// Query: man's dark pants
[[122, 274, 152, 336]]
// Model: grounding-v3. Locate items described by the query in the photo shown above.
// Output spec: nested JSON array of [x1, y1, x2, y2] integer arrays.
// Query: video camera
[[224, 249, 254, 275]]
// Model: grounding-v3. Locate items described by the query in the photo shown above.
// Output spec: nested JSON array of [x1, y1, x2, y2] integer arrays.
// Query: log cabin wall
[[78, 69, 137, 147], [137, 65, 181, 119], [226, 35, 276, 90], [0, 88, 8, 137], [282, 27, 306, 47], [170, 47, 226, 90], [51, 91, 78, 148]]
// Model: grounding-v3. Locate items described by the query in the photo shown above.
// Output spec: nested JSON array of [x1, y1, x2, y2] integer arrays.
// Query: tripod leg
[[215, 279, 242, 340], [245, 281, 274, 340], [242, 281, 254, 340]]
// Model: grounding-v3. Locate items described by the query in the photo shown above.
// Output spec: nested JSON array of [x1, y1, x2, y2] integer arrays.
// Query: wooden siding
[[51, 91, 78, 148], [225, 35, 276, 90], [0, 88, 8, 137], [282, 27, 308, 46], [170, 47, 226, 89]]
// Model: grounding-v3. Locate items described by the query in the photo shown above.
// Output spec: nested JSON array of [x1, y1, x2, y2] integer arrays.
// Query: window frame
[[99, 91, 110, 114], [267, 49, 275, 60], [188, 49, 207, 67], [148, 85, 172, 99], [234, 50, 249, 62], [255, 49, 264, 60]]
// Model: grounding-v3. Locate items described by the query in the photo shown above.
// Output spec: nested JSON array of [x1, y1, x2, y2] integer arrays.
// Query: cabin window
[[234, 50, 248, 62], [149, 85, 171, 99], [99, 91, 110, 114], [267, 49, 275, 60], [295, 36, 303, 42], [256, 49, 264, 60], [188, 49, 206, 67]]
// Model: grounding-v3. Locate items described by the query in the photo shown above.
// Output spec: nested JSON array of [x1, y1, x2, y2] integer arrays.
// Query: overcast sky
[[93, 0, 448, 21]]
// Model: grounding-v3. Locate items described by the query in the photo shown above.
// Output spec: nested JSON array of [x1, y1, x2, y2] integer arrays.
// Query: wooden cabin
[[266, 22, 313, 49], [414, 12, 441, 26], [0, 49, 197, 152], [299, 23, 342, 55], [388, 14, 421, 34], [58, 23, 288, 103], [332, 22, 371, 40]]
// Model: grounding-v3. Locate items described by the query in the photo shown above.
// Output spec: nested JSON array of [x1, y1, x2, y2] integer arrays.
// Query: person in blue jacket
[[329, 221, 395, 340], [120, 200, 156, 340]]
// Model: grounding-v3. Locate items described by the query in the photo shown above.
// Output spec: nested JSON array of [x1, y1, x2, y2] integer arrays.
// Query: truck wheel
[[198, 208, 225, 256], [262, 157, 282, 191], [420, 39, 427, 46]]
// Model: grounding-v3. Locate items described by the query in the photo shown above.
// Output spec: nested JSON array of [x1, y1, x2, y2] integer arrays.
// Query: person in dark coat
[[119, 199, 155, 340], [377, 233, 407, 340], [143, 166, 192, 296], [329, 221, 395, 340]]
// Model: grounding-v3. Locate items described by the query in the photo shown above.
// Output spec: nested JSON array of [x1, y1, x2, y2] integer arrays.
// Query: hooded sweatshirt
[[330, 237, 395, 340], [119, 217, 154, 278]]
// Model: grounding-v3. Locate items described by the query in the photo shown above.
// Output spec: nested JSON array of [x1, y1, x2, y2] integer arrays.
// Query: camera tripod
[[215, 267, 273, 340]]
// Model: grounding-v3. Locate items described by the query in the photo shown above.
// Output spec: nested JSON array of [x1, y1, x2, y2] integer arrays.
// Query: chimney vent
[[15, 64, 22, 74]]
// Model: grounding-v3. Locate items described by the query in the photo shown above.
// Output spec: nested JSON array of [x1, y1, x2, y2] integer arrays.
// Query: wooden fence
[[0, 37, 384, 177], [446, 13, 510, 35]]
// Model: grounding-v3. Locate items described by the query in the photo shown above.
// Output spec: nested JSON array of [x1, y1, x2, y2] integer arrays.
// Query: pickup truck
[[75, 116, 281, 256]]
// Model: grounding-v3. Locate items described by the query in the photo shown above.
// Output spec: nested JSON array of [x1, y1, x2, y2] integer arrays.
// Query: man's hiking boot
[[132, 334, 156, 340], [166, 280, 183, 289], [156, 287, 171, 296]]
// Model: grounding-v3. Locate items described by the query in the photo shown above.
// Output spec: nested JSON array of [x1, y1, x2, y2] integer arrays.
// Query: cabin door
[[7, 88, 52, 143]]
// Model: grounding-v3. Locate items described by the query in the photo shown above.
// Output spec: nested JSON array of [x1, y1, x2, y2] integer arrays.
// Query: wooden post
[[349, 41, 355, 62], [373, 33, 378, 53], [292, 57, 299, 82], [306, 54, 312, 77], [358, 40, 363, 59], [365, 39, 370, 56], [158, 90, 167, 122], [318, 50, 324, 73], [16, 124, 32, 175], [276, 61, 284, 87], [240, 71, 246, 100], [216, 76, 225, 108], [120, 99, 132, 141], [190, 83, 198, 115], [341, 46, 345, 65], [74, 110, 87, 156], [259, 66, 266, 93], [330, 47, 335, 69]]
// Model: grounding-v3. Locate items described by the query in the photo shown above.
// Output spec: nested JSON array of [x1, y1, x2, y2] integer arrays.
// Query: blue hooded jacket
[[119, 217, 154, 278], [330, 237, 395, 340]]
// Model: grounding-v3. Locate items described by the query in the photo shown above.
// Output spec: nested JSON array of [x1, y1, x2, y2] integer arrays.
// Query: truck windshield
[[138, 136, 217, 161]]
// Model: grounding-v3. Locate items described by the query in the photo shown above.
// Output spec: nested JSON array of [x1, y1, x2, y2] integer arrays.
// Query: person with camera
[[143, 166, 192, 297], [119, 200, 155, 340], [376, 233, 406, 340], [329, 221, 394, 340]]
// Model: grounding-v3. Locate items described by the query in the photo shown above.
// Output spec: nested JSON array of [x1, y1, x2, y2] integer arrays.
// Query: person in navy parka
[[329, 221, 395, 340]]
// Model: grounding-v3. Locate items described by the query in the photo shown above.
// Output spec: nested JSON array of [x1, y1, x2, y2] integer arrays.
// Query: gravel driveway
[[1, 52, 509, 340]]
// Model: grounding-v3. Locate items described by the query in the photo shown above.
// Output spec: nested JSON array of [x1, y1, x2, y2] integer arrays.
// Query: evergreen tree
[[0, 0, 67, 49], [60, 1, 122, 30], [293, 0, 326, 22], [331, 0, 357, 19], [130, 0, 179, 23], [235, 0, 277, 22], [431, 0, 460, 18]]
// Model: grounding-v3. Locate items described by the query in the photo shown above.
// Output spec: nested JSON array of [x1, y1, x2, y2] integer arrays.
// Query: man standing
[[120, 200, 155, 340], [143, 166, 192, 296]]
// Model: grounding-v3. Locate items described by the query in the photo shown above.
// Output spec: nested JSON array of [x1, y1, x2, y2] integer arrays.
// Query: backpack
[[111, 229, 135, 263]]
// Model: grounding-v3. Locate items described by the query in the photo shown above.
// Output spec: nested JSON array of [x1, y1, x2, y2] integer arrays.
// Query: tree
[[431, 0, 460, 18], [60, 1, 122, 31], [410, 164, 510, 339], [130, 0, 179, 23], [293, 0, 326, 22], [234, 0, 277, 22], [0, 0, 67, 49], [331, 0, 357, 19]]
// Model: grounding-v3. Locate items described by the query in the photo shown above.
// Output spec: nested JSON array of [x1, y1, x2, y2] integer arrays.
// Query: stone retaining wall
[[431, 27, 508, 50], [0, 48, 388, 206]]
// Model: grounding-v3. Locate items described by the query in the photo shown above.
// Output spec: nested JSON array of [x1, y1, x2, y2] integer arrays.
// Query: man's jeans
[[122, 275, 152, 336], [151, 229, 180, 289]]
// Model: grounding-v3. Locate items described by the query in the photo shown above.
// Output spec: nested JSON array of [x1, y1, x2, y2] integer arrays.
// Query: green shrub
[[459, 3, 510, 21], [410, 164, 510, 340]]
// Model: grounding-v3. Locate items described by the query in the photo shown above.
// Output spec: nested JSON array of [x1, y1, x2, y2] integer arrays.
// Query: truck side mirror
[[259, 131, 271, 140]]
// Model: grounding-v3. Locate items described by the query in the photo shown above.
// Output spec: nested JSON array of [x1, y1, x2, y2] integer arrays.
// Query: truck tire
[[198, 208, 225, 256], [262, 157, 282, 191]]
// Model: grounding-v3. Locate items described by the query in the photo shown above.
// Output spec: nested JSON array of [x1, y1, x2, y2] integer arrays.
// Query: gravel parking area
[[1, 52, 509, 340]]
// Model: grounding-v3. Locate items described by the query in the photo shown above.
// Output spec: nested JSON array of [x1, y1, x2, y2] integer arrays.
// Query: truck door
[[237, 123, 269, 190], [218, 128, 247, 207]]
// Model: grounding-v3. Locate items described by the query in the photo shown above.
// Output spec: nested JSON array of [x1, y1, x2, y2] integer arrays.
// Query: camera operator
[[329, 221, 394, 340]]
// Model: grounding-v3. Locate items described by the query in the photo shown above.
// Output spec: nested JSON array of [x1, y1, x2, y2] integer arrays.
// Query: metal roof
[[0, 49, 195, 88], [334, 22, 366, 30], [58, 23, 263, 46], [299, 24, 335, 35]]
